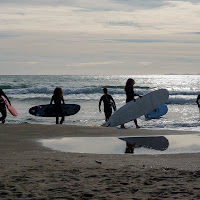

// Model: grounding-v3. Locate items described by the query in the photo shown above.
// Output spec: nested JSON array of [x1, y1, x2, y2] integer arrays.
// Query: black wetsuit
[[197, 94, 200, 107], [50, 95, 65, 124], [125, 86, 135, 103], [99, 94, 115, 121], [123, 85, 141, 128], [0, 91, 10, 123]]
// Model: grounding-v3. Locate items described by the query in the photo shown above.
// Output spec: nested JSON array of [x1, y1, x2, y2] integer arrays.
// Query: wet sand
[[0, 124, 200, 200]]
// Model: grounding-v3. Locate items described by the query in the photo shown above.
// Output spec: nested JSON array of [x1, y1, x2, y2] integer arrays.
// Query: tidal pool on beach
[[40, 134, 200, 155]]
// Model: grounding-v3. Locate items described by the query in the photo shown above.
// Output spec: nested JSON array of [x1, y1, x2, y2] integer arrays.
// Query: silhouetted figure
[[120, 78, 142, 129], [99, 88, 116, 122], [0, 89, 11, 124], [50, 87, 65, 124]]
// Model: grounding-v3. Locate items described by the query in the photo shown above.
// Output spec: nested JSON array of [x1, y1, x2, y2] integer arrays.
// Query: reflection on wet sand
[[120, 136, 169, 154], [125, 143, 135, 154], [40, 134, 200, 155]]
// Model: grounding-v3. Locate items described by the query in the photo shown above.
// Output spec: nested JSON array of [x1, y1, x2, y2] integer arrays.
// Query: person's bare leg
[[120, 124, 126, 128], [134, 119, 140, 128], [56, 117, 59, 124]]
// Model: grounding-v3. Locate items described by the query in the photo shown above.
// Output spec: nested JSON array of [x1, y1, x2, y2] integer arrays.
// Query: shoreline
[[0, 124, 200, 199]]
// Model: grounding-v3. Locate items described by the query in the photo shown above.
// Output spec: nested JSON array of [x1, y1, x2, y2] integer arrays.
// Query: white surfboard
[[106, 89, 169, 127]]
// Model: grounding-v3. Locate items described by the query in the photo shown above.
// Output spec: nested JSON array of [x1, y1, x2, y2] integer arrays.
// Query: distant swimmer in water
[[196, 94, 200, 108], [99, 88, 116, 122], [0, 89, 11, 124], [120, 78, 142, 129], [50, 87, 65, 124]]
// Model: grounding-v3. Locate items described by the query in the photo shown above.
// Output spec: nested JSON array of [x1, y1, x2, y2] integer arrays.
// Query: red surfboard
[[1, 95, 18, 117]]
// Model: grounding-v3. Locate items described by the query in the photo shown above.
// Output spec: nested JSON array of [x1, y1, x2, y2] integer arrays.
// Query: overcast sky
[[0, 0, 200, 75]]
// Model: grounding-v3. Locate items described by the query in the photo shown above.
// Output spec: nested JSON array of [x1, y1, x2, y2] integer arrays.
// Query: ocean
[[0, 75, 200, 131]]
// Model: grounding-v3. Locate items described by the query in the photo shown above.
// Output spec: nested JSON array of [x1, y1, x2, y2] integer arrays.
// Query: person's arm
[[110, 95, 117, 111], [134, 93, 142, 98], [110, 96, 116, 106], [2, 92, 11, 105], [50, 96, 54, 104], [99, 97, 103, 112], [132, 90, 142, 102], [61, 96, 65, 104]]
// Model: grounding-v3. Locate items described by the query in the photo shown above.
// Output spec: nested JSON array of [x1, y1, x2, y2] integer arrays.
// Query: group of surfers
[[0, 78, 200, 127]]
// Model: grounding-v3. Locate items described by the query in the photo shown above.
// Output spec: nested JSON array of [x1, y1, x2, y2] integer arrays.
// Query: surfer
[[99, 88, 116, 122], [0, 89, 11, 124], [196, 94, 200, 108], [50, 87, 65, 124], [120, 78, 142, 129]]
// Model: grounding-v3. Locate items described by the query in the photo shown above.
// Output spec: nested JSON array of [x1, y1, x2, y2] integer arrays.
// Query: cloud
[[0, 33, 19, 39], [107, 38, 200, 44], [174, 57, 198, 63], [68, 61, 124, 67], [109, 39, 167, 43], [138, 62, 152, 66], [0, 0, 200, 75], [0, 1, 200, 35], [0, 0, 166, 11], [0, 61, 39, 65]]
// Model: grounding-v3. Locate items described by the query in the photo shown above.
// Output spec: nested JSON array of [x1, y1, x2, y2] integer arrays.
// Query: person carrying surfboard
[[50, 87, 65, 124], [0, 89, 11, 124], [120, 78, 142, 129], [99, 88, 116, 122]]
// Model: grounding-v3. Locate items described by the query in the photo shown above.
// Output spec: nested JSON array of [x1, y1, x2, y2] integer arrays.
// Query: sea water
[[0, 75, 200, 131]]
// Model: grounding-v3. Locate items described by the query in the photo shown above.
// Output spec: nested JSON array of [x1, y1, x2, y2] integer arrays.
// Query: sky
[[0, 0, 200, 75]]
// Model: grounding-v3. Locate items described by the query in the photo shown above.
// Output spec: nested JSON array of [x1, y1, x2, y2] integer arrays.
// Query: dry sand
[[0, 124, 200, 200]]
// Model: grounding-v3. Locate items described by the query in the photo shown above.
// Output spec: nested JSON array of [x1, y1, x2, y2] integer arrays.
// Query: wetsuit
[[99, 94, 115, 121], [197, 94, 200, 107], [124, 86, 141, 128], [50, 95, 65, 124], [125, 86, 136, 103], [0, 90, 10, 124]]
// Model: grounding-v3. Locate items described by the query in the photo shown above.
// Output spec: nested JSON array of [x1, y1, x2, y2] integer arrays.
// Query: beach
[[0, 124, 200, 200]]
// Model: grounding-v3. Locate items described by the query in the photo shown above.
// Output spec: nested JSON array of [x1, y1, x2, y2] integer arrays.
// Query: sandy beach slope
[[0, 124, 200, 200]]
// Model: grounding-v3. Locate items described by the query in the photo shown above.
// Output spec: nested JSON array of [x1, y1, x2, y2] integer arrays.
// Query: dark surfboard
[[29, 104, 80, 117], [119, 136, 169, 151]]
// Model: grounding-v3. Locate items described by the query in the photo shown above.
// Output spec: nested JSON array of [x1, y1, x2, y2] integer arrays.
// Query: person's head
[[103, 88, 107, 94], [125, 78, 135, 89], [53, 87, 63, 97]]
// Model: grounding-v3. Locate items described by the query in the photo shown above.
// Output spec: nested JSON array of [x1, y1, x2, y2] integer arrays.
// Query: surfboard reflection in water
[[40, 135, 200, 155], [119, 136, 169, 154]]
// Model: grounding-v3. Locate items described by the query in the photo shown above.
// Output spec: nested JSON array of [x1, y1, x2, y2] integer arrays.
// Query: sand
[[0, 124, 200, 200]]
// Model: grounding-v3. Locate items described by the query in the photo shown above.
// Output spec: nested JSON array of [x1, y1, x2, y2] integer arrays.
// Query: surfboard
[[1, 95, 18, 116], [119, 136, 169, 151], [145, 104, 168, 119], [29, 104, 80, 117], [106, 89, 169, 127]]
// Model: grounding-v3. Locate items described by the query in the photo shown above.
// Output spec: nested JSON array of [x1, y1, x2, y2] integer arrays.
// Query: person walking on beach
[[120, 78, 142, 129], [196, 94, 200, 108], [0, 89, 11, 124], [99, 88, 116, 122], [50, 87, 65, 124]]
